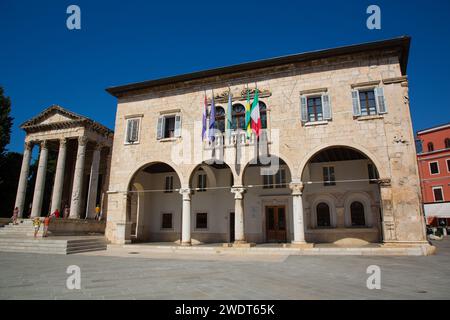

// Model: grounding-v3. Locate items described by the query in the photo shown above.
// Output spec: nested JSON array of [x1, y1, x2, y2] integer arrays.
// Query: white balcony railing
[[204, 129, 270, 149]]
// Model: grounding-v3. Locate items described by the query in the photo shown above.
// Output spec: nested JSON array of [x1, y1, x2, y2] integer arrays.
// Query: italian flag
[[250, 89, 261, 137]]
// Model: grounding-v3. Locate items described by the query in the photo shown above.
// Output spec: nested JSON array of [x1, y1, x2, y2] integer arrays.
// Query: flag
[[202, 94, 207, 141], [226, 89, 232, 138], [245, 88, 252, 138], [208, 92, 216, 142], [251, 88, 261, 137]]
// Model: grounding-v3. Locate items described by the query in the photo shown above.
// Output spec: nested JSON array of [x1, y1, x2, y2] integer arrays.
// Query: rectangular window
[[164, 176, 173, 193], [197, 174, 207, 192], [323, 166, 336, 186], [307, 96, 323, 122], [368, 163, 379, 184], [447, 159, 450, 172], [157, 114, 181, 139], [275, 168, 287, 188], [263, 174, 274, 189], [433, 187, 444, 202], [161, 213, 173, 229], [358, 89, 377, 116], [125, 118, 140, 144], [429, 161, 440, 175], [196, 213, 208, 229]]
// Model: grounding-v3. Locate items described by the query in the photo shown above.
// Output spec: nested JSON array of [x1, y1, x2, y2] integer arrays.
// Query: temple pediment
[[21, 104, 113, 136]]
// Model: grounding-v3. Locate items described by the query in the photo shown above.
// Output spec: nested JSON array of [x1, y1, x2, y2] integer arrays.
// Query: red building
[[416, 123, 450, 227]]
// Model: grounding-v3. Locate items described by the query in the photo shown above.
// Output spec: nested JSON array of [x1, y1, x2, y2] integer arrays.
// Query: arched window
[[259, 101, 267, 129], [350, 201, 366, 226], [445, 138, 450, 149], [428, 142, 434, 152], [232, 104, 246, 130], [215, 106, 225, 133], [316, 202, 331, 227]]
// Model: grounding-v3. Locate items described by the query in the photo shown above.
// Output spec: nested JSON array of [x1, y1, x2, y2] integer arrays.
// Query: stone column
[[290, 182, 306, 244], [231, 186, 246, 243], [378, 178, 397, 242], [179, 188, 192, 246], [31, 141, 48, 218], [85, 143, 102, 219], [50, 138, 67, 214], [14, 141, 33, 217], [70, 136, 88, 219]]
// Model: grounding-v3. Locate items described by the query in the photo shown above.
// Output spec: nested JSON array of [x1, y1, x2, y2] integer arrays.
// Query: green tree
[[0, 87, 13, 156]]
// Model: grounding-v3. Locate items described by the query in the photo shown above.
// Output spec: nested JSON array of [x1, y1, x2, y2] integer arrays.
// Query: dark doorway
[[229, 212, 235, 243]]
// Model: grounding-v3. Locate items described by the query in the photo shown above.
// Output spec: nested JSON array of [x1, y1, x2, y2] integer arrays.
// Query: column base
[[229, 241, 256, 248], [180, 241, 192, 246], [284, 241, 314, 249]]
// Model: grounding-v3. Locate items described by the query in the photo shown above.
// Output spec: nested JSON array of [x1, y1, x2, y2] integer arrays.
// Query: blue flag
[[208, 92, 216, 142]]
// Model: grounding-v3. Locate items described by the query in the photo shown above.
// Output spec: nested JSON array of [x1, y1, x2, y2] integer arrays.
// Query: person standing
[[95, 205, 101, 220], [43, 215, 51, 237], [12, 207, 19, 225], [63, 205, 70, 219], [32, 217, 41, 238]]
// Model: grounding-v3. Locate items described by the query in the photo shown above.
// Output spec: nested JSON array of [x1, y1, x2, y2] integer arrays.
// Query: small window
[[433, 187, 444, 202], [197, 174, 207, 192], [368, 163, 379, 184], [125, 118, 140, 144], [196, 213, 208, 229], [445, 138, 450, 149], [164, 176, 174, 193], [307, 96, 323, 122], [359, 89, 377, 116], [350, 201, 366, 226], [428, 142, 434, 152], [316, 202, 331, 227], [157, 114, 181, 139], [429, 162, 439, 175], [215, 107, 225, 133], [231, 104, 246, 130], [263, 174, 274, 189], [161, 213, 173, 229], [263, 168, 286, 188], [323, 166, 336, 186], [275, 168, 287, 188], [447, 159, 450, 172]]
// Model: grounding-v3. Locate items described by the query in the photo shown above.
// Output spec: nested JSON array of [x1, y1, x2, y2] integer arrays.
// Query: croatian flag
[[251, 88, 261, 137], [202, 94, 207, 141]]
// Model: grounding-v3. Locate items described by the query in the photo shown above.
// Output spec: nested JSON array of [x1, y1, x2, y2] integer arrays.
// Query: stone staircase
[[0, 220, 108, 254]]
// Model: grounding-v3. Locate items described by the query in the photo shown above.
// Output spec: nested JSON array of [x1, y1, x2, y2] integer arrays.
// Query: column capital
[[39, 140, 48, 149], [179, 188, 192, 200], [78, 136, 88, 146], [231, 186, 246, 199], [289, 182, 304, 195], [24, 141, 33, 151], [94, 142, 104, 151], [378, 178, 391, 188], [59, 138, 68, 147]]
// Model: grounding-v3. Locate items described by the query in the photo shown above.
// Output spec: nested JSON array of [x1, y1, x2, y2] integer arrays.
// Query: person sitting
[[63, 205, 70, 219]]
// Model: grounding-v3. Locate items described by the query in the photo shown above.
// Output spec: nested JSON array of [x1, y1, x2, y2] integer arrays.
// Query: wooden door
[[266, 206, 287, 242]]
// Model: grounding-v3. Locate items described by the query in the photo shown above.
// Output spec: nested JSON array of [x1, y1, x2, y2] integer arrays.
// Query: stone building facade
[[103, 36, 428, 246]]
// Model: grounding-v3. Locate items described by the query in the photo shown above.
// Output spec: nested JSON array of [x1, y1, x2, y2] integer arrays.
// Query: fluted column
[[86, 143, 102, 219], [14, 141, 33, 217], [290, 181, 306, 244], [50, 138, 67, 213], [31, 141, 48, 218], [70, 136, 88, 219], [231, 186, 246, 243], [179, 188, 192, 246]]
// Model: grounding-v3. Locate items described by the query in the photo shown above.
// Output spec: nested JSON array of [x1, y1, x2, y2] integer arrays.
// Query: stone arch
[[187, 160, 238, 189], [298, 143, 387, 180], [239, 153, 296, 186], [126, 159, 186, 191]]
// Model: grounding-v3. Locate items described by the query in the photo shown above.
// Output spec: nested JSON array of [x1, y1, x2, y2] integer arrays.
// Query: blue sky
[[1, 0, 450, 154]]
